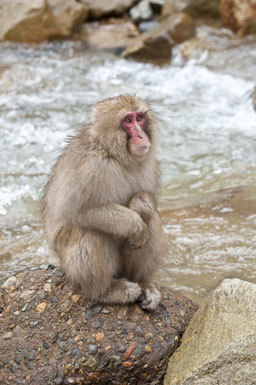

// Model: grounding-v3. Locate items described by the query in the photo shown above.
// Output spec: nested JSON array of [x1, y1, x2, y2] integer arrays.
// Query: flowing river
[[0, 26, 255, 303]]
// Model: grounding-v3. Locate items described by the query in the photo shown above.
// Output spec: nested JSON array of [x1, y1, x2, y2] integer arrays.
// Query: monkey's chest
[[103, 165, 155, 206]]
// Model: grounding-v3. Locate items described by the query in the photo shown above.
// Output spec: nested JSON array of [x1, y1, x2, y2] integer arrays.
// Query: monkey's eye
[[124, 117, 132, 123], [137, 114, 143, 122]]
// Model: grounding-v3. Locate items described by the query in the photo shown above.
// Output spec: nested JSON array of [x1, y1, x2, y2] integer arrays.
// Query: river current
[[0, 27, 255, 303]]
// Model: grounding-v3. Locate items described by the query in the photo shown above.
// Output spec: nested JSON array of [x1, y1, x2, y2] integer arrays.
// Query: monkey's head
[[88, 94, 156, 162]]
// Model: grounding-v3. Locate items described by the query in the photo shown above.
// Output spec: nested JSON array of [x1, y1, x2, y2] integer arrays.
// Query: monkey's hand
[[128, 213, 149, 249], [129, 192, 156, 224]]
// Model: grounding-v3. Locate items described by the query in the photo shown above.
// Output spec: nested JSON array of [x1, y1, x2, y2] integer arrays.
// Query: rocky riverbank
[[1, 0, 256, 63]]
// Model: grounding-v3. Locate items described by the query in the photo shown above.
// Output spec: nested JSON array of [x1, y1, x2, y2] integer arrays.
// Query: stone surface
[[0, 267, 197, 385], [220, 0, 256, 35], [123, 12, 195, 64], [162, 0, 221, 18], [74, 19, 139, 52], [0, 0, 87, 43], [82, 0, 136, 19], [164, 278, 256, 385]]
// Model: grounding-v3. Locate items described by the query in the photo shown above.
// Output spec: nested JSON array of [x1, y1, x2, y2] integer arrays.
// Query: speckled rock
[[0, 267, 197, 385], [164, 279, 256, 385]]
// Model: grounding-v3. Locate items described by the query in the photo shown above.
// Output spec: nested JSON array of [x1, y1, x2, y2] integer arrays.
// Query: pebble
[[14, 311, 20, 316], [92, 318, 104, 329], [21, 225, 31, 233], [29, 320, 39, 328], [14, 356, 21, 365], [57, 340, 66, 350], [20, 290, 35, 300], [44, 283, 52, 293], [43, 341, 50, 349], [89, 304, 103, 315], [14, 326, 24, 337], [84, 356, 98, 370], [87, 344, 98, 355], [2, 276, 17, 289], [21, 303, 29, 312], [3, 332, 13, 339], [71, 348, 78, 356], [101, 307, 111, 314]]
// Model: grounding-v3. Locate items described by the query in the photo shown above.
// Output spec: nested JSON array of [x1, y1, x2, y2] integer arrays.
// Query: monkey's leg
[[121, 192, 165, 311], [58, 228, 141, 304]]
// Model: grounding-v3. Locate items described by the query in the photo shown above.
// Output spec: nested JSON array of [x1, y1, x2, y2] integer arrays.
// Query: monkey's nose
[[138, 135, 143, 139]]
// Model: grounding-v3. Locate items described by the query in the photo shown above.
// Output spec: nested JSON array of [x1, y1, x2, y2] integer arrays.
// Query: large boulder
[[0, 0, 87, 43], [0, 267, 197, 385], [82, 0, 136, 19], [164, 278, 256, 385], [220, 0, 256, 35], [74, 20, 139, 52], [162, 0, 221, 18], [123, 13, 195, 64]]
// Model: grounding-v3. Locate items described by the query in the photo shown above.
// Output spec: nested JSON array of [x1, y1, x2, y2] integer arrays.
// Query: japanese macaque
[[42, 94, 165, 311]]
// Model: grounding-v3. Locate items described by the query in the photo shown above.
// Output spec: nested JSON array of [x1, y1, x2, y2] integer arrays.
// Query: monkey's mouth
[[130, 143, 150, 156]]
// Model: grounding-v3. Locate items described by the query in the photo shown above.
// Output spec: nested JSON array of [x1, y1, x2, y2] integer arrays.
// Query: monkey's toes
[[124, 281, 142, 302], [139, 288, 160, 311]]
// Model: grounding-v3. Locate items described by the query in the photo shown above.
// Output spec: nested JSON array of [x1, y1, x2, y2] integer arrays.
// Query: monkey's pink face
[[121, 111, 151, 156]]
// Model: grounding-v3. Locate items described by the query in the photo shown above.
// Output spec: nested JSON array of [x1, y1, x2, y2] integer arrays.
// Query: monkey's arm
[[77, 203, 148, 248], [128, 192, 158, 224]]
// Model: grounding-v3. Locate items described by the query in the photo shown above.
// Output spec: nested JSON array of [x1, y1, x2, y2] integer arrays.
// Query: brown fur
[[41, 94, 165, 310]]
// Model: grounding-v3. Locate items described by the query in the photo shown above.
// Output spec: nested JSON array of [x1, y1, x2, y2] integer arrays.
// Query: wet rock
[[220, 0, 256, 35], [74, 19, 139, 52], [0, 268, 197, 385], [0, 0, 88, 43], [82, 0, 136, 19], [164, 279, 256, 385], [123, 12, 195, 64], [129, 1, 153, 23], [162, 0, 221, 18]]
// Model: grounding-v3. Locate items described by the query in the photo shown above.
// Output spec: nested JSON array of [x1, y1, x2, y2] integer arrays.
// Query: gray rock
[[164, 278, 256, 385]]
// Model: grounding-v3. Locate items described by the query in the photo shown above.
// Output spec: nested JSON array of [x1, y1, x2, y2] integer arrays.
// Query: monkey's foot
[[139, 287, 160, 311], [123, 280, 142, 302]]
